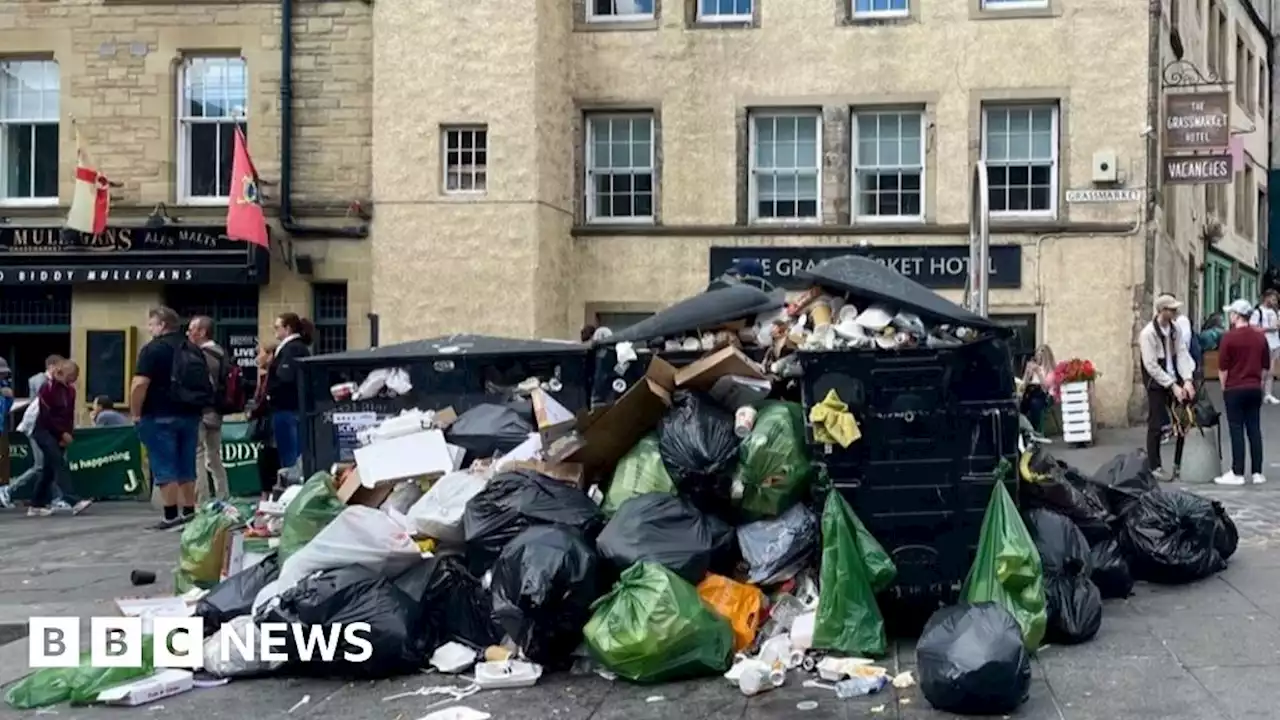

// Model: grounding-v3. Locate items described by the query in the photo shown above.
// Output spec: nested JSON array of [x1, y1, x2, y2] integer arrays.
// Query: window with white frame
[[442, 126, 487, 193], [853, 0, 908, 18], [585, 114, 655, 223], [980, 0, 1049, 9], [853, 109, 924, 220], [588, 0, 655, 21], [981, 104, 1059, 216], [178, 56, 247, 202], [699, 0, 751, 20], [0, 60, 59, 204], [749, 111, 821, 222]]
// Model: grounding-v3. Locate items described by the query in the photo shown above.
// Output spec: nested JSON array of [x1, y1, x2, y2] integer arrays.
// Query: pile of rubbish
[[0, 256, 1240, 717]]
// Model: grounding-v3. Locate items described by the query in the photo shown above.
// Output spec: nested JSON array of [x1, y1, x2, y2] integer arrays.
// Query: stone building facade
[[0, 0, 372, 410], [372, 0, 1224, 427]]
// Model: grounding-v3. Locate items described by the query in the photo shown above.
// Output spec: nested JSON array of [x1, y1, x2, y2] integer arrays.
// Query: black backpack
[[169, 337, 216, 409]]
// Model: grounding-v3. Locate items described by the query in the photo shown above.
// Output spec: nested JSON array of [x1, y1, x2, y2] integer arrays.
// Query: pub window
[[312, 282, 348, 355], [0, 59, 60, 204], [165, 285, 261, 393], [990, 313, 1038, 372], [178, 56, 247, 203]]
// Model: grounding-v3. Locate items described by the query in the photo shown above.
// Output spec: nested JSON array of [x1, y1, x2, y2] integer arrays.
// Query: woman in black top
[[266, 312, 314, 472]]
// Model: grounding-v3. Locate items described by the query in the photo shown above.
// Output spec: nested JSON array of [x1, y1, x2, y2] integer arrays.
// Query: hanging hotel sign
[[1164, 92, 1230, 150], [0, 224, 268, 285], [708, 245, 1022, 291], [1163, 154, 1233, 185]]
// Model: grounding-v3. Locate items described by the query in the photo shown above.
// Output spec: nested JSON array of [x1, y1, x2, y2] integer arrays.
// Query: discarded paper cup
[[735, 406, 757, 438], [130, 569, 156, 586]]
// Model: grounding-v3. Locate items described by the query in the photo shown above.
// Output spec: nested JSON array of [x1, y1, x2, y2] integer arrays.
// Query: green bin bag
[[584, 562, 734, 684], [602, 434, 677, 516], [733, 401, 815, 520], [278, 471, 344, 562], [5, 638, 155, 709], [962, 468, 1048, 651], [813, 491, 896, 657], [175, 506, 238, 593]]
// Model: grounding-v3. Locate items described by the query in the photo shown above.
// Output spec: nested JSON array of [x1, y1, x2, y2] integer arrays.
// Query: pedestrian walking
[[1215, 299, 1270, 486], [266, 312, 314, 476], [1249, 289, 1280, 404], [130, 306, 213, 529], [90, 396, 130, 427], [0, 355, 66, 509], [187, 315, 231, 502], [249, 341, 281, 500], [1139, 294, 1197, 481], [28, 360, 91, 517]]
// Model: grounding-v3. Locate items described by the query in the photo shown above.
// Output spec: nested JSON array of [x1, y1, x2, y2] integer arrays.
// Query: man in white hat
[[1138, 294, 1196, 480]]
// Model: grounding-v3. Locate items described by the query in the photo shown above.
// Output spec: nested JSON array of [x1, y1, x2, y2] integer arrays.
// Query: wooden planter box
[[1060, 380, 1094, 444]]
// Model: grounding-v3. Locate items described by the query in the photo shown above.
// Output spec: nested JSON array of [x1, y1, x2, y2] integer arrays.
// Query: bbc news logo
[[29, 618, 374, 668]]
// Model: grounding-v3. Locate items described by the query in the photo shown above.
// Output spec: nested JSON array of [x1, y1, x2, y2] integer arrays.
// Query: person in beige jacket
[[187, 315, 230, 502], [1139, 294, 1197, 480]]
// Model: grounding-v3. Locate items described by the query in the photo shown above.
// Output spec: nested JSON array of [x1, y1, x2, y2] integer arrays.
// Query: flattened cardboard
[[353, 429, 459, 486], [532, 389, 577, 446], [675, 347, 766, 392], [568, 358, 676, 483], [509, 459, 586, 488], [434, 406, 459, 429], [337, 469, 396, 508]]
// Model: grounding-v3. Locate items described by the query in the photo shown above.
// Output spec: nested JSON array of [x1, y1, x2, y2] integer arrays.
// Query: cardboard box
[[433, 406, 459, 430], [354, 429, 460, 486], [95, 669, 193, 706], [568, 358, 676, 483], [509, 459, 586, 488], [675, 347, 766, 393], [337, 468, 396, 508], [532, 389, 577, 446]]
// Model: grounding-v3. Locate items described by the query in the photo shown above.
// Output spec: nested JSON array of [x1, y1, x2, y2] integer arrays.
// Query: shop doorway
[[166, 285, 261, 395], [0, 287, 72, 397]]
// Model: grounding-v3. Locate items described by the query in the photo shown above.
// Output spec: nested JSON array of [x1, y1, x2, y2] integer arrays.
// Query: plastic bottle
[[834, 675, 887, 698]]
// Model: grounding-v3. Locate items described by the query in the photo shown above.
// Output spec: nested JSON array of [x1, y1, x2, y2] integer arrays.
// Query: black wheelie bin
[[589, 282, 785, 407], [297, 334, 591, 476], [794, 256, 1019, 604]]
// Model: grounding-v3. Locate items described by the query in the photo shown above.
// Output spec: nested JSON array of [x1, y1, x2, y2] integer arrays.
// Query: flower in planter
[[1055, 358, 1099, 384]]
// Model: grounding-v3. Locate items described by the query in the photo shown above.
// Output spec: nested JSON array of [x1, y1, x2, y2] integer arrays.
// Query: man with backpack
[[188, 315, 236, 502], [1248, 289, 1280, 404], [130, 306, 215, 530]]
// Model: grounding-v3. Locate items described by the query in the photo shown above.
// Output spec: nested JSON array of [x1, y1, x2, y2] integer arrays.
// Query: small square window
[[442, 126, 487, 194], [699, 0, 751, 21], [853, 0, 908, 18], [588, 0, 656, 21]]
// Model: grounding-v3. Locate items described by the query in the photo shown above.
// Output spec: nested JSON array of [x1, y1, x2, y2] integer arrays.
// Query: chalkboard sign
[[85, 329, 128, 405]]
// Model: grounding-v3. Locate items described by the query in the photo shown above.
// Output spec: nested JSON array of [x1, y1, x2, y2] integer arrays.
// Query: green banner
[[5, 426, 147, 499], [3, 421, 263, 500]]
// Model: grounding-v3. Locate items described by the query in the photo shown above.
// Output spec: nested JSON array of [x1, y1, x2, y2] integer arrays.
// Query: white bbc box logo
[[29, 617, 206, 669]]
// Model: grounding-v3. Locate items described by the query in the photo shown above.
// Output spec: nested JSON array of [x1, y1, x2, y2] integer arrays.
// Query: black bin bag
[[737, 502, 820, 586], [446, 404, 536, 464], [1025, 509, 1102, 645], [917, 602, 1032, 716], [1088, 537, 1134, 600], [266, 565, 427, 679], [658, 391, 741, 515], [1212, 500, 1238, 561], [1089, 450, 1159, 517], [1019, 450, 1114, 545], [1121, 489, 1226, 585], [395, 556, 503, 650], [596, 493, 736, 584], [490, 525, 600, 669], [463, 469, 605, 575], [194, 553, 280, 636]]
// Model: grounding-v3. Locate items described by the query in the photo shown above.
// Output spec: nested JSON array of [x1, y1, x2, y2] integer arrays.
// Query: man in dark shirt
[[1216, 299, 1272, 486], [29, 360, 91, 517], [130, 306, 203, 529]]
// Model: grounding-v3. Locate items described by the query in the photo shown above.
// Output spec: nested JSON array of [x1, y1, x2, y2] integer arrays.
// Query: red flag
[[226, 126, 268, 248]]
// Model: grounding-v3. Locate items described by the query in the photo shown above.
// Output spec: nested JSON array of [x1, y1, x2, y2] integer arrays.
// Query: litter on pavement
[[0, 255, 1242, 716]]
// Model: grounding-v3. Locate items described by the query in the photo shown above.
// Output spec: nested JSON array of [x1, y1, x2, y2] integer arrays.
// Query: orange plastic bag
[[697, 574, 765, 652]]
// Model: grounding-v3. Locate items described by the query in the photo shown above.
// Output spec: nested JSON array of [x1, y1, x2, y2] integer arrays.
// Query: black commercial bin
[[297, 334, 591, 476], [795, 256, 1019, 602]]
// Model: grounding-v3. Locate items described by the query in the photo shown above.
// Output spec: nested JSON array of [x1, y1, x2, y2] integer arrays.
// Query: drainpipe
[[279, 0, 368, 240], [1132, 0, 1162, 424]]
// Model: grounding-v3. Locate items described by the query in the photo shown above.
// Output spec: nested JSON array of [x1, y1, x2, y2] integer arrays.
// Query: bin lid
[[599, 284, 785, 346], [799, 255, 1005, 332], [302, 334, 587, 362]]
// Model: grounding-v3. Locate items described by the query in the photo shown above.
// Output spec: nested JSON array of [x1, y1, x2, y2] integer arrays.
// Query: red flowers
[[1055, 358, 1100, 383]]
